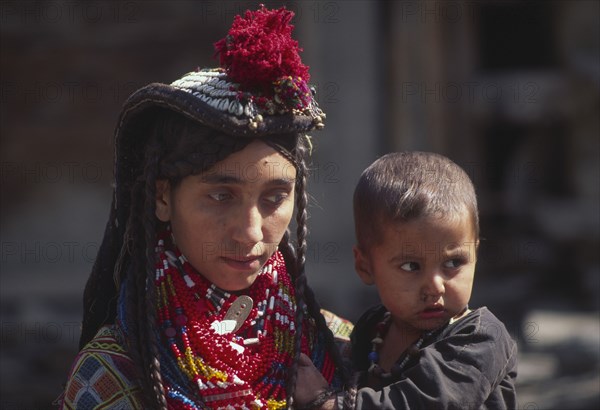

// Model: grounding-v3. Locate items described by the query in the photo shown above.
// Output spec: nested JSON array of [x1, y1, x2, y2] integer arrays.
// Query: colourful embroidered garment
[[61, 241, 354, 409], [60, 325, 142, 409], [61, 317, 352, 409]]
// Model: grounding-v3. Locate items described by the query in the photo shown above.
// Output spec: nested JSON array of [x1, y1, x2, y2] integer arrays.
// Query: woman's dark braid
[[113, 211, 133, 289], [143, 148, 168, 409], [286, 154, 309, 406], [121, 149, 166, 409], [301, 277, 350, 387], [122, 179, 154, 408]]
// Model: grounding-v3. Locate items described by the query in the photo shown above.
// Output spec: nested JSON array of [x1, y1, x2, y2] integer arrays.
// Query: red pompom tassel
[[214, 5, 310, 97]]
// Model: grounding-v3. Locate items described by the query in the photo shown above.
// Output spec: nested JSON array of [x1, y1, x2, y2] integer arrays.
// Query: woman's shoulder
[[60, 325, 143, 409], [320, 308, 354, 362], [321, 308, 354, 342]]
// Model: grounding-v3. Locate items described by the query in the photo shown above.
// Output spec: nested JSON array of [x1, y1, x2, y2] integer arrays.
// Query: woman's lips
[[221, 255, 262, 271]]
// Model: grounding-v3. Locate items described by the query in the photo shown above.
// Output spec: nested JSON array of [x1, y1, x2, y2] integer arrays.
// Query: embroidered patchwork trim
[[61, 326, 143, 410]]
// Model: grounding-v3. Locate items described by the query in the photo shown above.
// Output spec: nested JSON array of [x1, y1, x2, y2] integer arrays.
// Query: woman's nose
[[232, 204, 264, 246]]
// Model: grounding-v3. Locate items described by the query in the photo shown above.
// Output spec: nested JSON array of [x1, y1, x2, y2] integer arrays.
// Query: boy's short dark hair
[[353, 151, 479, 250]]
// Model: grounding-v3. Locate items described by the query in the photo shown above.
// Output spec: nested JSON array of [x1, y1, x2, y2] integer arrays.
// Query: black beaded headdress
[[114, 3, 326, 229]]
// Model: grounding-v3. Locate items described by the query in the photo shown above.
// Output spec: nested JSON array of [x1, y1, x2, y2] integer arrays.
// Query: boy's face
[[354, 213, 478, 334], [155, 140, 296, 291]]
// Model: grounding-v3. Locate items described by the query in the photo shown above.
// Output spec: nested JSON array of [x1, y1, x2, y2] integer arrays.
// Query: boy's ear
[[353, 245, 375, 285], [155, 180, 171, 222]]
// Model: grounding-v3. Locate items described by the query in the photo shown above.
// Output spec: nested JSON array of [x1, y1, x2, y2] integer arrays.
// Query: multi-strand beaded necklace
[[367, 308, 467, 379], [154, 235, 329, 409], [367, 312, 433, 379]]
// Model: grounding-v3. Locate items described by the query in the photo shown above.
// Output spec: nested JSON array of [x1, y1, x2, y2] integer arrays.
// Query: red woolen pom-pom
[[214, 5, 310, 96]]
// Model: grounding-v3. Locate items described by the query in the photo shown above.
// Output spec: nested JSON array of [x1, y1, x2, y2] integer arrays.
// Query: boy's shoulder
[[439, 306, 518, 373], [351, 305, 511, 337], [354, 304, 388, 329], [445, 306, 515, 343], [350, 304, 388, 370], [351, 305, 516, 364]]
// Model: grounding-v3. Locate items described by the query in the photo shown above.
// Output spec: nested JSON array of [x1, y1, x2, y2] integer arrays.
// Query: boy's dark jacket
[[350, 305, 518, 409]]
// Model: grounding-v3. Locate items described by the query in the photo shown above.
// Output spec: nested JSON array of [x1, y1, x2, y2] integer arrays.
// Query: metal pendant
[[223, 295, 254, 333]]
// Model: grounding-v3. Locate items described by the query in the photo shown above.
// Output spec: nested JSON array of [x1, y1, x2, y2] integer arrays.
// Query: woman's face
[[156, 140, 297, 291]]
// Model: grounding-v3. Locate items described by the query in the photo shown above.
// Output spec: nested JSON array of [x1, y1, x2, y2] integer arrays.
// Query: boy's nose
[[422, 273, 445, 300]]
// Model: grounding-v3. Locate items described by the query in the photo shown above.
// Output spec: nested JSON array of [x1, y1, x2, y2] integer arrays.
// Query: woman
[[61, 6, 350, 409]]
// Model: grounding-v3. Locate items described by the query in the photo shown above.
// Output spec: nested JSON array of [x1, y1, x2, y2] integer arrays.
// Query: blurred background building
[[1, 1, 598, 408]]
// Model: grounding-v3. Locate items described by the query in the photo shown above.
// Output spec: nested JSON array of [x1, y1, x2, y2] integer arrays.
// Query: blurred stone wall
[[1, 1, 598, 408]]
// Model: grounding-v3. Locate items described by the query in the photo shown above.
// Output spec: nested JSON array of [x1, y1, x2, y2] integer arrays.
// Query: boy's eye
[[400, 262, 420, 272], [443, 258, 464, 269]]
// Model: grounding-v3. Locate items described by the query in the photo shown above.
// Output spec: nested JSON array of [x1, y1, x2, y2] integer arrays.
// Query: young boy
[[294, 151, 517, 409], [348, 150, 518, 408]]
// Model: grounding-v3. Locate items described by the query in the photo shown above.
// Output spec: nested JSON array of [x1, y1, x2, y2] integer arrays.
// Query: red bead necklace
[[155, 234, 302, 409]]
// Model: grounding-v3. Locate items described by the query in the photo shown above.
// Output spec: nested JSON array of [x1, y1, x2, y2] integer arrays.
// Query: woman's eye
[[264, 192, 288, 205], [209, 192, 232, 202], [400, 262, 420, 272]]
